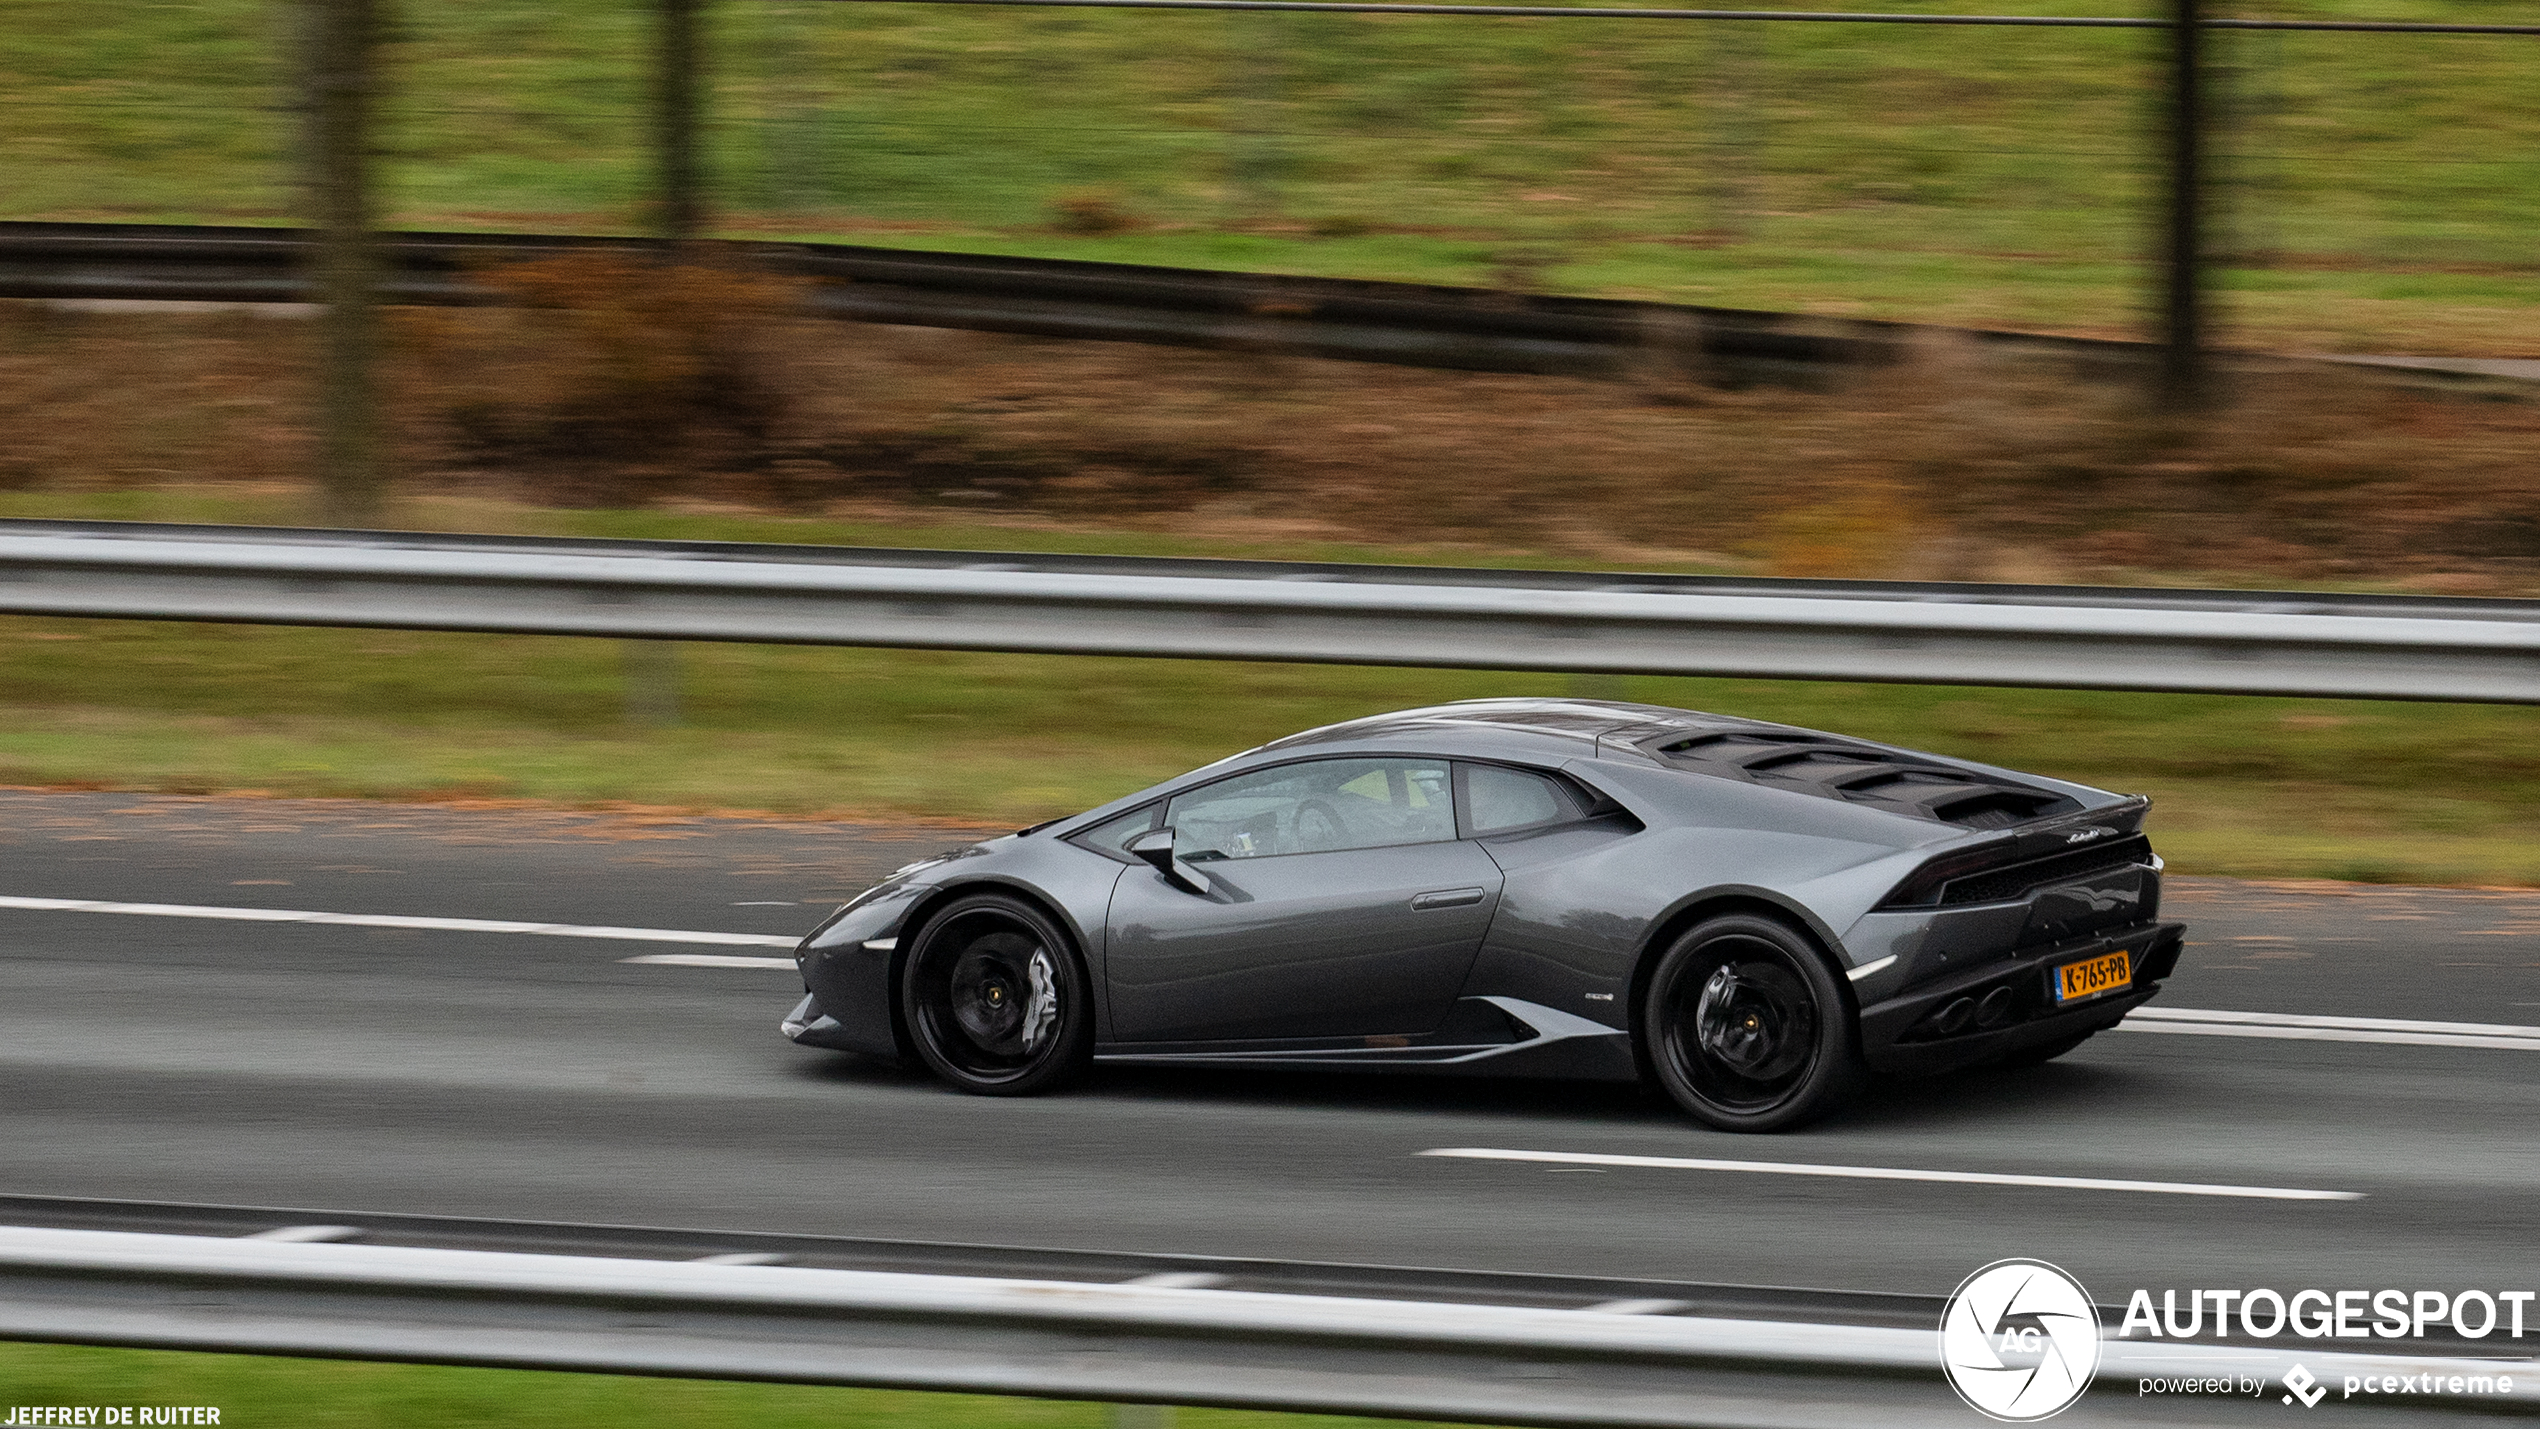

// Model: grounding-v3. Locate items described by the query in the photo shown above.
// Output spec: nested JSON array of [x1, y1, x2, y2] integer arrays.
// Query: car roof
[[1245, 697, 1759, 760]]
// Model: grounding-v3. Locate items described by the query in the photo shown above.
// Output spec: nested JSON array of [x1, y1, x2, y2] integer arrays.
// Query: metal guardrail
[[17, 224, 2532, 390], [0, 220, 2138, 381], [0, 1190, 1949, 1325], [1, 519, 2536, 702], [0, 1218, 2531, 1428]]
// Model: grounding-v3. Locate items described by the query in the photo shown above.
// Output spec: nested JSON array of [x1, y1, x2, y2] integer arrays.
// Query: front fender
[[789, 883, 932, 1059]]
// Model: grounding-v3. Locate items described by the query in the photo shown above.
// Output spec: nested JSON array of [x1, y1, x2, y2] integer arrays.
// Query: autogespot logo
[[1942, 1259, 2104, 1421]]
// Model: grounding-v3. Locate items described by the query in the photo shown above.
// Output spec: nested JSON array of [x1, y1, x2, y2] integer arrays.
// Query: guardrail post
[[623, 638, 684, 727], [297, 0, 385, 527], [2158, 0, 2207, 408], [655, 0, 707, 241]]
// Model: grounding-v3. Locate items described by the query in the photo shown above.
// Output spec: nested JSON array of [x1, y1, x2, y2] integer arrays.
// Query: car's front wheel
[[900, 893, 1093, 1096], [1644, 913, 1862, 1132]]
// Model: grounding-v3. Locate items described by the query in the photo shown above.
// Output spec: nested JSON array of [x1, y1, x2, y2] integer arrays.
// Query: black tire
[[1643, 914, 1863, 1133], [900, 893, 1094, 1096], [1990, 1030, 2095, 1070]]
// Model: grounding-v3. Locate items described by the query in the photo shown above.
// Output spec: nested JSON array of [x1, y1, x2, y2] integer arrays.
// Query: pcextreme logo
[[2285, 1365, 2328, 1407], [1941, 1259, 2103, 1421]]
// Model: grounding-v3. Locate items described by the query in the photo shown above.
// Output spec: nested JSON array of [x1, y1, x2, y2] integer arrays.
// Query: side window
[[1460, 763, 1582, 836], [1069, 802, 1160, 862], [1165, 758, 1455, 860]]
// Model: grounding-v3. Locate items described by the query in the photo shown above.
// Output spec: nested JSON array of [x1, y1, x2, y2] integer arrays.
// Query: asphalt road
[[2, 790, 2534, 1308]]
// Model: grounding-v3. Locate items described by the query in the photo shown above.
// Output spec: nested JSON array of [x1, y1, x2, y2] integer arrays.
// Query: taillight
[[1877, 839, 2022, 909]]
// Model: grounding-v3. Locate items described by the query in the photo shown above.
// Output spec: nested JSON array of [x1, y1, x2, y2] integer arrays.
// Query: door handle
[[1409, 887, 1486, 911]]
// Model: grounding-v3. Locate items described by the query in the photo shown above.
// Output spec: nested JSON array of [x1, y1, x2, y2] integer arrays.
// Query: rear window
[[1461, 763, 1584, 835]]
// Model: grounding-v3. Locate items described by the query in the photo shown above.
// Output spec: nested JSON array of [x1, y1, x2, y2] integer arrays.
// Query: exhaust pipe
[[1976, 986, 2017, 1027]]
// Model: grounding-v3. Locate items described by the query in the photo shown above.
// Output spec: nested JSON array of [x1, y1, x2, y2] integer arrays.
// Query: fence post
[[2159, 0, 2206, 407], [655, 0, 707, 240], [642, 0, 706, 703], [299, 0, 385, 527]]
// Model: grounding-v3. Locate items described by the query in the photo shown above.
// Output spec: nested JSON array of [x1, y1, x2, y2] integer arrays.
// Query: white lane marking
[[622, 953, 797, 969], [0, 895, 798, 947], [691, 1251, 790, 1266], [1417, 1148, 2362, 1201], [1585, 1298, 1689, 1315], [2119, 1022, 2540, 1052], [2133, 1006, 2540, 1038], [2124, 1006, 2540, 1051]]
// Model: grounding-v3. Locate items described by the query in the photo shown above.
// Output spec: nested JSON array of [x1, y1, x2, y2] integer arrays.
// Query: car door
[[1102, 756, 1503, 1043]]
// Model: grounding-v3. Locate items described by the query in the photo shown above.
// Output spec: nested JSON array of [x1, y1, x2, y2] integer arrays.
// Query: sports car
[[782, 698, 2183, 1131]]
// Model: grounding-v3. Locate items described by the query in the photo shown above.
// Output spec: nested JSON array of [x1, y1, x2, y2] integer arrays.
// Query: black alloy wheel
[[1644, 913, 1862, 1132], [900, 893, 1093, 1096]]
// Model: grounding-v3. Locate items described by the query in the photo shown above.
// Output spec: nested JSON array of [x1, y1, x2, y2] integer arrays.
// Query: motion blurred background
[[11, 0, 2540, 344], [3, 6, 2539, 1424], [1, 0, 2535, 880]]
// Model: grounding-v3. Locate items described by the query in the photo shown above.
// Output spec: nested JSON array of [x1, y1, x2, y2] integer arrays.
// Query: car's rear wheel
[[1644, 914, 1862, 1132], [900, 893, 1093, 1096]]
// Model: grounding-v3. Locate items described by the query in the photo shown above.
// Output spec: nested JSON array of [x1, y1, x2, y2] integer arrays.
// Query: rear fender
[[1624, 890, 1862, 1080]]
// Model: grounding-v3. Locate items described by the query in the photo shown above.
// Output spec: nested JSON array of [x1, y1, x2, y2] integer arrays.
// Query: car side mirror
[[1128, 827, 1207, 894]]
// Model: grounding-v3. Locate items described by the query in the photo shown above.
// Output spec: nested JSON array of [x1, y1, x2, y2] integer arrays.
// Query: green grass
[[5, 0, 2539, 349], [0, 1341, 1459, 1429], [3, 492, 2537, 886]]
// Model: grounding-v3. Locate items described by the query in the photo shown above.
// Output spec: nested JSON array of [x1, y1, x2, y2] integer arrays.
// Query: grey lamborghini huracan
[[782, 699, 2183, 1131]]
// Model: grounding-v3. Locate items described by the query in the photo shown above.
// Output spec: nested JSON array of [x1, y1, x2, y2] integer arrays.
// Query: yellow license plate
[[2053, 950, 2133, 1004]]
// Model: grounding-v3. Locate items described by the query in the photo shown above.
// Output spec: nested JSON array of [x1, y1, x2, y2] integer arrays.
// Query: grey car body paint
[[784, 699, 2182, 1084]]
